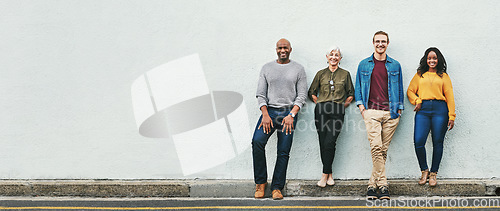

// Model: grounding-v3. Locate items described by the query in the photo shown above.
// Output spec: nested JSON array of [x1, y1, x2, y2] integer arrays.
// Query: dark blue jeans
[[414, 100, 449, 173], [252, 107, 297, 191]]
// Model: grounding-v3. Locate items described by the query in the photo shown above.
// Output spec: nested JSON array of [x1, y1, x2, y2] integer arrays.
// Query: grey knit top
[[256, 60, 308, 109]]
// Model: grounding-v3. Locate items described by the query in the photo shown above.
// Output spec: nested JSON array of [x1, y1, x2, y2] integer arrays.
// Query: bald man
[[252, 39, 307, 200]]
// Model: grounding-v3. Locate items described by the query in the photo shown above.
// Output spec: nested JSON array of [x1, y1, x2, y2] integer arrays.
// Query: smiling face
[[427, 51, 438, 70], [276, 39, 291, 64], [373, 34, 389, 55], [326, 50, 342, 67]]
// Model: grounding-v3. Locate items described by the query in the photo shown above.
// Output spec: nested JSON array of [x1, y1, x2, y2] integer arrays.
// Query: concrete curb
[[0, 180, 189, 197], [0, 179, 498, 198], [285, 180, 489, 197]]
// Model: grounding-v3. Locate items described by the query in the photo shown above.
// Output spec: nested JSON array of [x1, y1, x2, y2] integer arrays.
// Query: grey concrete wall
[[0, 0, 498, 180]]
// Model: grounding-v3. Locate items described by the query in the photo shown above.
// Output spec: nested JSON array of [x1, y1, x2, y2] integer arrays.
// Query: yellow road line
[[0, 206, 499, 210]]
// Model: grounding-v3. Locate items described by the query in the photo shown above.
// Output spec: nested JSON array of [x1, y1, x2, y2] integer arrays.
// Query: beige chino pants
[[363, 109, 400, 188]]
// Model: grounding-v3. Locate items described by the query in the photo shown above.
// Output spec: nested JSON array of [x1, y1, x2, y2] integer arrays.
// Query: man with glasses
[[252, 38, 307, 200], [355, 31, 404, 200]]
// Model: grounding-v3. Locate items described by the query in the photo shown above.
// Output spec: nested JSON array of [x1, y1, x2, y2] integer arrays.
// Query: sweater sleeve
[[293, 67, 308, 109], [407, 73, 421, 105], [256, 68, 268, 109], [308, 71, 320, 101], [443, 73, 456, 121]]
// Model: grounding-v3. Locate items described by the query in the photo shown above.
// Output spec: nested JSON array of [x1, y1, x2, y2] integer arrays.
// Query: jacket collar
[[369, 53, 393, 63]]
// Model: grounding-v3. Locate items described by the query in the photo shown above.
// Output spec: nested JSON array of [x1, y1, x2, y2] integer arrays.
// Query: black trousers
[[314, 102, 345, 174]]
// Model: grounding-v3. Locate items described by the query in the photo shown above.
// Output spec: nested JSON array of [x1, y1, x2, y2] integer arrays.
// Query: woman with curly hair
[[407, 47, 456, 187]]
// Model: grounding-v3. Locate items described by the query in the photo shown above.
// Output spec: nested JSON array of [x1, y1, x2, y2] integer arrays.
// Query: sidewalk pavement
[[0, 179, 498, 198]]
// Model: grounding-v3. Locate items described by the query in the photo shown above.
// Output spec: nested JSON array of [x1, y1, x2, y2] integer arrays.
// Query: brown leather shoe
[[254, 183, 267, 198], [272, 189, 283, 200], [429, 172, 437, 187], [418, 169, 429, 185]]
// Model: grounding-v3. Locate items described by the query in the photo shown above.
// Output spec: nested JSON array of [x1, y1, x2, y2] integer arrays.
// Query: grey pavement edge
[[0, 179, 498, 198]]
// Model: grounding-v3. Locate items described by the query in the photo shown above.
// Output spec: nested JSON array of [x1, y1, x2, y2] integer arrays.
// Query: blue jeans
[[252, 107, 297, 191], [414, 100, 449, 173]]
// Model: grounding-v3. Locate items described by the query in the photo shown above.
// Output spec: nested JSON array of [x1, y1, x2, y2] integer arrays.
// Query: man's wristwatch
[[288, 112, 295, 118]]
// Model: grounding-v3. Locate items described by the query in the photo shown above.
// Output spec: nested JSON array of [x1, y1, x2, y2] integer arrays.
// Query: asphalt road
[[0, 196, 499, 210]]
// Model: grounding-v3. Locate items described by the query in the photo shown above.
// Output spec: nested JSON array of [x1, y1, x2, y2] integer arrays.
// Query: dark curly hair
[[418, 47, 447, 78]]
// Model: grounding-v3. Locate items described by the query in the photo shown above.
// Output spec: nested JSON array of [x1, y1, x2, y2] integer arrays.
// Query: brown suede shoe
[[418, 169, 429, 185], [429, 172, 438, 187], [272, 189, 283, 200], [254, 183, 267, 198]]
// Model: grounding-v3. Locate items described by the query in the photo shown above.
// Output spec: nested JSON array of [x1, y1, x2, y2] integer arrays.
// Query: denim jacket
[[355, 54, 404, 119]]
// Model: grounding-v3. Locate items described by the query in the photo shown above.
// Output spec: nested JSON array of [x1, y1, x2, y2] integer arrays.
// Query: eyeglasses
[[329, 80, 335, 91]]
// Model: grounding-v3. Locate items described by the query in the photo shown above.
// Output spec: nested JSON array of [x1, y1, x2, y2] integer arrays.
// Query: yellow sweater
[[407, 72, 456, 120]]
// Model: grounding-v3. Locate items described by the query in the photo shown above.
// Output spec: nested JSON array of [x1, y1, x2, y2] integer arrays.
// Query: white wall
[[0, 0, 498, 179]]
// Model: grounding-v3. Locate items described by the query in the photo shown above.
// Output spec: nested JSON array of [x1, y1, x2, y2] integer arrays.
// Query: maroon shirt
[[368, 57, 390, 111]]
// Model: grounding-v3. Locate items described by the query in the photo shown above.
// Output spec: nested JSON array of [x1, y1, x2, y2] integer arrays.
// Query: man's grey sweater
[[256, 60, 308, 109]]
